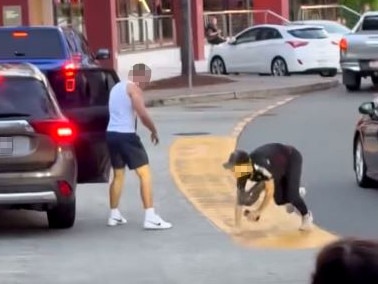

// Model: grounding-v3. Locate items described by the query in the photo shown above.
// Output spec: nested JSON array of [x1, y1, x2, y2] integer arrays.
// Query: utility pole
[[187, 0, 193, 93]]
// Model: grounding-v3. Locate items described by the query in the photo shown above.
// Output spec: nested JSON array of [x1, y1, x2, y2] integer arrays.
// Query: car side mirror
[[95, 48, 110, 60], [228, 37, 236, 45], [359, 102, 375, 115]]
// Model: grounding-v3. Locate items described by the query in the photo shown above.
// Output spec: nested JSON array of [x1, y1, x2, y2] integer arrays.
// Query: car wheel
[[372, 75, 378, 86], [320, 69, 337, 77], [343, 71, 361, 92], [47, 198, 76, 229], [210, 57, 227, 75], [354, 138, 372, 188], [271, 57, 289, 76]]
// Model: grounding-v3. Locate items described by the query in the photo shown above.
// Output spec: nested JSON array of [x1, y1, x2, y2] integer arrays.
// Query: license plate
[[369, 61, 378, 68], [317, 59, 329, 66], [0, 137, 13, 155]]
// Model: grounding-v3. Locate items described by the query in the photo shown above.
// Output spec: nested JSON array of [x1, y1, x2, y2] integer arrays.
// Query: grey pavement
[[238, 79, 378, 238], [144, 74, 339, 106], [0, 91, 323, 283]]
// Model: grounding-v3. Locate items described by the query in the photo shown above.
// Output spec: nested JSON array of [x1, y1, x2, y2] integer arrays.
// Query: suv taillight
[[63, 62, 77, 92], [30, 120, 77, 144]]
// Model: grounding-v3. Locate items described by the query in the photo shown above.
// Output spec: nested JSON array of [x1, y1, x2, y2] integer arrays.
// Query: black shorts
[[106, 131, 149, 170]]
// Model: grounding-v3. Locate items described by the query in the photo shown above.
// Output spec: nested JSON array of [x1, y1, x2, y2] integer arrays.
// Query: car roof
[[0, 25, 72, 33], [0, 63, 45, 81], [363, 11, 378, 16], [242, 23, 325, 32], [292, 20, 339, 24]]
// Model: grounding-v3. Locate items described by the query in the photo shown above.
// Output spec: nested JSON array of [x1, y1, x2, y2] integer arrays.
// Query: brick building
[[0, 0, 340, 71]]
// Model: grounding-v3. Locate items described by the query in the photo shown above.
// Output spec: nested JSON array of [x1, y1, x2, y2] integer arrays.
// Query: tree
[[180, 0, 196, 76]]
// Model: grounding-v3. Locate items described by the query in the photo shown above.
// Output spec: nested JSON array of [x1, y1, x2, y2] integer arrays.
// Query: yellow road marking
[[169, 136, 338, 249]]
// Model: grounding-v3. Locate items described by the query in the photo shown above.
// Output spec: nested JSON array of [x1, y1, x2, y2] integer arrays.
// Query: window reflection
[[54, 0, 84, 33]]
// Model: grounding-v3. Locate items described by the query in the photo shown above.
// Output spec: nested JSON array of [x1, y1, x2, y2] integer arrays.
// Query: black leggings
[[274, 148, 309, 216]]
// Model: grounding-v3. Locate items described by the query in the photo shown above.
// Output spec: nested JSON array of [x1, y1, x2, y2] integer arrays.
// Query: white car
[[208, 24, 339, 77]]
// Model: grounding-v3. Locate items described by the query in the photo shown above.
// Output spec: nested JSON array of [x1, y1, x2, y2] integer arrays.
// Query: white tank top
[[107, 80, 136, 133]]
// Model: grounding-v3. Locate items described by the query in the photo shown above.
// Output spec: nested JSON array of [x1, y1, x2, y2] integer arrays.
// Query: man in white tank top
[[106, 63, 172, 230]]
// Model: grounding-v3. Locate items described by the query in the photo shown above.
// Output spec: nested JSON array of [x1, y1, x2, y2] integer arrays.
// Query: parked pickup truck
[[340, 11, 378, 91]]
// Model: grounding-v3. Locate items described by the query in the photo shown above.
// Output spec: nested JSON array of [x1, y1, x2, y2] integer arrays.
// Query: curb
[[145, 79, 339, 107]]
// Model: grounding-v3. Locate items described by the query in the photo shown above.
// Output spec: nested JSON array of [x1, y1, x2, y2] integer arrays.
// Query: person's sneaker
[[144, 214, 172, 230], [107, 215, 127, 227], [299, 211, 313, 231]]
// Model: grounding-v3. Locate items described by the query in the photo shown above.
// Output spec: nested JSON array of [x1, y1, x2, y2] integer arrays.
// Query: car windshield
[[288, 27, 328, 39], [0, 77, 57, 119], [0, 29, 65, 59]]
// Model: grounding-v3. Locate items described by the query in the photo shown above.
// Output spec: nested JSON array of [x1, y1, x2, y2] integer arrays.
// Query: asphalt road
[[238, 80, 378, 238], [0, 93, 315, 284], [1, 77, 376, 283]]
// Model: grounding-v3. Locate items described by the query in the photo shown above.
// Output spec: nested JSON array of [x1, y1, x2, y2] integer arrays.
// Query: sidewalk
[[143, 75, 340, 107]]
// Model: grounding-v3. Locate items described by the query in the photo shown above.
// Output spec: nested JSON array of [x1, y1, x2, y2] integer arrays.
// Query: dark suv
[[0, 25, 120, 184], [0, 63, 80, 229]]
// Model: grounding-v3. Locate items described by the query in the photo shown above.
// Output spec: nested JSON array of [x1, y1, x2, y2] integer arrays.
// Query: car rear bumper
[[0, 191, 56, 205], [289, 56, 339, 73], [341, 60, 378, 74], [0, 147, 77, 206]]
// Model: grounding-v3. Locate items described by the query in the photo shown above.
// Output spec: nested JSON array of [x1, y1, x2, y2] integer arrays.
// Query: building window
[[55, 0, 84, 33], [116, 0, 175, 51]]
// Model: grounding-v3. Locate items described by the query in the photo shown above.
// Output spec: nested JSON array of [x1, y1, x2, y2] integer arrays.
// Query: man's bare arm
[[127, 83, 157, 134]]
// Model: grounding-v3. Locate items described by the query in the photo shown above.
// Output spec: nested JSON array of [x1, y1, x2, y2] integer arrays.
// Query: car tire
[[320, 69, 337, 77], [271, 57, 289, 76], [354, 138, 374, 188], [372, 75, 378, 86], [343, 70, 361, 92], [47, 198, 76, 229], [210, 56, 227, 75]]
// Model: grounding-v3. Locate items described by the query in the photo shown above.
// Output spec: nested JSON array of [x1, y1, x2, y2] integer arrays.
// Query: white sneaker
[[144, 214, 172, 230], [107, 215, 127, 227], [299, 211, 313, 231]]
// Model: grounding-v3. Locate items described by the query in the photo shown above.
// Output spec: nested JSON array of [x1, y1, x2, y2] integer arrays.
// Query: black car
[[353, 101, 378, 187], [0, 25, 120, 184]]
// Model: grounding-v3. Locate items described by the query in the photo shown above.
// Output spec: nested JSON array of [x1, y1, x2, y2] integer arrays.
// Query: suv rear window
[[0, 29, 65, 59], [0, 77, 57, 119], [288, 28, 328, 39], [362, 16, 378, 30]]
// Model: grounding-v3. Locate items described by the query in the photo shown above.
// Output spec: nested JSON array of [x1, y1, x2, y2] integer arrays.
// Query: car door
[[360, 108, 378, 176], [254, 28, 284, 73], [47, 67, 120, 183], [227, 28, 261, 73]]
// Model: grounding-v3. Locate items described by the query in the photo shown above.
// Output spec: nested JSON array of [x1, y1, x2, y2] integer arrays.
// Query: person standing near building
[[105, 63, 172, 230], [205, 16, 227, 45]]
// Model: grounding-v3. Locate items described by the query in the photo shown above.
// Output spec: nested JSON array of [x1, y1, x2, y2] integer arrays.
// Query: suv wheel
[[47, 199, 76, 229], [343, 71, 361, 92]]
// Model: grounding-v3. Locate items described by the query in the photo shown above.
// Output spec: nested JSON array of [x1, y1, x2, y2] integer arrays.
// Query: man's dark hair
[[312, 238, 378, 284]]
